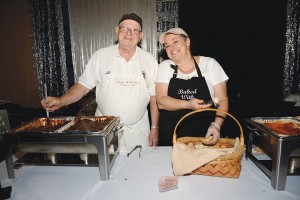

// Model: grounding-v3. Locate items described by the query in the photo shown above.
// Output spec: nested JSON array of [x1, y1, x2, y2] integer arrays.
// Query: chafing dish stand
[[3, 124, 119, 181], [0, 136, 12, 200], [0, 110, 12, 199], [245, 118, 300, 191]]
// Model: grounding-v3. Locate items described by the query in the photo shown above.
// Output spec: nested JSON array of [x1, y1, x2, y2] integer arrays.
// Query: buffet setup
[[0, 108, 300, 199]]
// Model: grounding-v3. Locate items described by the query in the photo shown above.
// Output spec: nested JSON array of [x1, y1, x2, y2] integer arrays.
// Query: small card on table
[[158, 176, 178, 192]]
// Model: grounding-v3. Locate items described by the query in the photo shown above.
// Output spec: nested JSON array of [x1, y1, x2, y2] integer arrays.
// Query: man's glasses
[[118, 25, 141, 35]]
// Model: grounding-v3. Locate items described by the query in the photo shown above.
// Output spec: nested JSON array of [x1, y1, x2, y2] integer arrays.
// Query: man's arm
[[148, 96, 159, 146], [41, 83, 91, 112]]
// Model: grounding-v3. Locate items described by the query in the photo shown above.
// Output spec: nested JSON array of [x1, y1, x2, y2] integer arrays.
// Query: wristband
[[151, 125, 159, 129], [211, 122, 220, 131]]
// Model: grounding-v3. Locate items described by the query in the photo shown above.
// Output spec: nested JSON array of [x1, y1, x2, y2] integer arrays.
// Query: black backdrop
[[178, 0, 289, 117]]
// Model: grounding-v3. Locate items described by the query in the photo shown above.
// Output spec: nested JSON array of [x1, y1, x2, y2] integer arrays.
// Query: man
[[41, 13, 159, 153]]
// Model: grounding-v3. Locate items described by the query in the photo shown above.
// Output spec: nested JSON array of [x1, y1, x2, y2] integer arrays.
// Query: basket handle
[[172, 108, 244, 145]]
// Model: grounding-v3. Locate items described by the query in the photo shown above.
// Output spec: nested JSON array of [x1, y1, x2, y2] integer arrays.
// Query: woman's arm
[[212, 81, 229, 127]]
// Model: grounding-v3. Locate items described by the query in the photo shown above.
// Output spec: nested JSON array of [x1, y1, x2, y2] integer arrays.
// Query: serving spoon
[[43, 83, 50, 119]]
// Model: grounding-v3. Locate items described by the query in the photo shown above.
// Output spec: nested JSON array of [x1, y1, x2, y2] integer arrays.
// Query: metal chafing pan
[[14, 116, 119, 154], [249, 117, 300, 138], [63, 116, 117, 134], [13, 116, 118, 134], [13, 117, 76, 133]]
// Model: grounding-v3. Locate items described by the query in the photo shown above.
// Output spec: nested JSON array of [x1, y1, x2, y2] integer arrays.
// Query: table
[[1, 147, 300, 200]]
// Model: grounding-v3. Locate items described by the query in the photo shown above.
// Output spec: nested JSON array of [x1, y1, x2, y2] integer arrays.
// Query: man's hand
[[40, 97, 62, 112], [148, 128, 159, 146]]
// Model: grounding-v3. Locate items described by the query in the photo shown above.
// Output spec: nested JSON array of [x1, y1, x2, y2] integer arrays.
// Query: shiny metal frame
[[3, 117, 120, 181], [245, 117, 300, 191]]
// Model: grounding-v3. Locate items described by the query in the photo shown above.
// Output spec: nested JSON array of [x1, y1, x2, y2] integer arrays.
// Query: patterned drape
[[28, 0, 71, 100], [283, 0, 300, 96], [67, 0, 157, 82]]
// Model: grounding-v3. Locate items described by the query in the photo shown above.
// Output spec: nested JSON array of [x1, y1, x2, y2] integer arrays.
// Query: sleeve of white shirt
[[148, 58, 159, 96], [78, 53, 99, 90], [206, 58, 229, 86], [156, 60, 174, 84], [141, 49, 159, 96]]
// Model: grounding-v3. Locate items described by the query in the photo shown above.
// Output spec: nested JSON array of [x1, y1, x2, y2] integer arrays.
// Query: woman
[[156, 28, 229, 146]]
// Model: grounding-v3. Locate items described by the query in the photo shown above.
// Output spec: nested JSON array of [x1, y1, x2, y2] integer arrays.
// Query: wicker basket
[[172, 108, 244, 178]]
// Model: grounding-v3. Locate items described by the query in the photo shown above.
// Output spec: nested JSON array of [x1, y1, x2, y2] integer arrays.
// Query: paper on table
[[158, 176, 178, 192]]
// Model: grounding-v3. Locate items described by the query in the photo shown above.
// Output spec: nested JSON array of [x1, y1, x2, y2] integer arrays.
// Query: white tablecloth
[[1, 147, 299, 200]]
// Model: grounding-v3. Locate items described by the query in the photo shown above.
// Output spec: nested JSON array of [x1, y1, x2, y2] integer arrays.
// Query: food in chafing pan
[[262, 121, 300, 136], [253, 118, 300, 136], [65, 116, 116, 132], [13, 117, 74, 133]]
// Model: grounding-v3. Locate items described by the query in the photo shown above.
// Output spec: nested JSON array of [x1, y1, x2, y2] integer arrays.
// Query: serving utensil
[[43, 83, 50, 119], [127, 145, 142, 158], [202, 97, 220, 107]]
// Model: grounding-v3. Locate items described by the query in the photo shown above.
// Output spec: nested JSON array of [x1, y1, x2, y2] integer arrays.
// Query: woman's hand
[[187, 98, 212, 110], [205, 122, 221, 145]]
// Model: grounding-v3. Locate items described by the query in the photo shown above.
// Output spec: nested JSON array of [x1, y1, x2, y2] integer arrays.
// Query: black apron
[[158, 59, 215, 146]]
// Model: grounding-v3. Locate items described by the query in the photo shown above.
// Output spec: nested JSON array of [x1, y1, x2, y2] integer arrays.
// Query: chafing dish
[[4, 116, 120, 181], [245, 117, 300, 191]]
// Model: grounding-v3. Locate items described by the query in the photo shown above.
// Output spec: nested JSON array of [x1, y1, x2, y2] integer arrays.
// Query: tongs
[[127, 145, 142, 158], [201, 97, 220, 108]]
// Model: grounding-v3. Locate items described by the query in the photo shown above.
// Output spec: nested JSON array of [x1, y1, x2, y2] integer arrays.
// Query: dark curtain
[[283, 0, 300, 96]]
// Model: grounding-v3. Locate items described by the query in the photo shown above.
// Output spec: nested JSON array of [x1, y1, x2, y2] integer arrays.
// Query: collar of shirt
[[116, 44, 138, 62]]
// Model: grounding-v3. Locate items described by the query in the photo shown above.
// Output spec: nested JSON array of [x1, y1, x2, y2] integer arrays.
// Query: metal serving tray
[[13, 117, 75, 133], [249, 117, 300, 138], [13, 116, 119, 135], [13, 116, 120, 152], [64, 116, 117, 134]]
